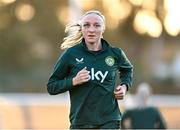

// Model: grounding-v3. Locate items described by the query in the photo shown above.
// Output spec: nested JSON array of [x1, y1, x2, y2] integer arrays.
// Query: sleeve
[[117, 48, 133, 90], [47, 50, 73, 95], [154, 108, 167, 129]]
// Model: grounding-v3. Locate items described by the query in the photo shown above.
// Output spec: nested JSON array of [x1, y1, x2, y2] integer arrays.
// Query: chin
[[86, 39, 96, 44], [88, 42, 95, 44]]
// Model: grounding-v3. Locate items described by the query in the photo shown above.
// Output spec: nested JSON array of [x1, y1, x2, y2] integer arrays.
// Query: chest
[[69, 52, 118, 83]]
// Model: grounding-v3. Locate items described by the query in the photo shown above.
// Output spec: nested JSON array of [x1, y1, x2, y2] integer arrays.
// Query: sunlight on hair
[[15, 4, 35, 22], [133, 10, 162, 37], [164, 0, 180, 36]]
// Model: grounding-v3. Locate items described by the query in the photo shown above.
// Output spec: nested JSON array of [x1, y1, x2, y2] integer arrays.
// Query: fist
[[114, 85, 127, 100], [73, 67, 90, 86]]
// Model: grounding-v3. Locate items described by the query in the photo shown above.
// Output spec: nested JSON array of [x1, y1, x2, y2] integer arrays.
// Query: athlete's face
[[81, 14, 105, 44]]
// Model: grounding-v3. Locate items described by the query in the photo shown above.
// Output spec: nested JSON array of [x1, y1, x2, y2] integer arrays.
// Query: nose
[[88, 25, 96, 32]]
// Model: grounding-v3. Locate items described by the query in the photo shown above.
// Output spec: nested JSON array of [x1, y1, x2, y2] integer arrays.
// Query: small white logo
[[76, 58, 84, 63]]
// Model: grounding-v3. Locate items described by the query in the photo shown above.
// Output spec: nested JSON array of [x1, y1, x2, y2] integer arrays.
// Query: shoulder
[[109, 45, 126, 59], [110, 46, 123, 54], [102, 40, 120, 54], [146, 106, 160, 113], [103, 40, 129, 62], [70, 42, 82, 50], [122, 108, 136, 117], [60, 43, 83, 56]]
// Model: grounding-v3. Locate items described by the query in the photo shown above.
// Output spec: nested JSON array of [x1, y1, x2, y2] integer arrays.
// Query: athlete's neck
[[85, 40, 102, 51]]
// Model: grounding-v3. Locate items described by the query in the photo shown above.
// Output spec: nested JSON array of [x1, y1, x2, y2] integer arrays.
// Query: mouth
[[87, 35, 96, 38]]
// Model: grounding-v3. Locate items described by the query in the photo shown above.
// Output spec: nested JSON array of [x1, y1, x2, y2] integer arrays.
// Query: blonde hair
[[61, 10, 105, 49]]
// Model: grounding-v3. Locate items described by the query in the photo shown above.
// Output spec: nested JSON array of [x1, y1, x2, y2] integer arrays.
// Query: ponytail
[[61, 21, 83, 49]]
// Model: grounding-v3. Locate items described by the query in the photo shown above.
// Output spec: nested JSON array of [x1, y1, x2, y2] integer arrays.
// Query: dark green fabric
[[121, 107, 166, 129], [47, 38, 133, 126], [70, 120, 121, 129]]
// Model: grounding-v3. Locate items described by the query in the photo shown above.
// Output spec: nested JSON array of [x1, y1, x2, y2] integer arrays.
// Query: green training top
[[121, 107, 166, 129], [47, 38, 133, 126]]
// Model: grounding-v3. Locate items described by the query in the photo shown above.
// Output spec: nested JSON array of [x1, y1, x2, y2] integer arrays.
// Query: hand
[[114, 84, 127, 100], [73, 67, 90, 86]]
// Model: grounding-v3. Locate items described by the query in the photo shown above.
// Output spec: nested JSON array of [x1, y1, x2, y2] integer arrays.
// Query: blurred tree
[[0, 0, 180, 93]]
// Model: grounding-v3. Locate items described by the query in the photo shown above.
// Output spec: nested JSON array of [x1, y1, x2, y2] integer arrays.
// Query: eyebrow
[[83, 22, 101, 24]]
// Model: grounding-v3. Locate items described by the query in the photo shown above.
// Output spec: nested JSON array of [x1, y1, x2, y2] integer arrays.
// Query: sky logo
[[89, 68, 108, 83]]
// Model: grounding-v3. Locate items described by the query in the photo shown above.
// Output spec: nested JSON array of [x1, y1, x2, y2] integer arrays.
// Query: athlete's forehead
[[81, 14, 104, 25]]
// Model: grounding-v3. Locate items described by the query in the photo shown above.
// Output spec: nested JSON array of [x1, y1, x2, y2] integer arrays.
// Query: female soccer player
[[47, 10, 133, 129]]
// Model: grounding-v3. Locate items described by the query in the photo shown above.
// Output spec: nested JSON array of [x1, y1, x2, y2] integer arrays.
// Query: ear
[[102, 25, 105, 33]]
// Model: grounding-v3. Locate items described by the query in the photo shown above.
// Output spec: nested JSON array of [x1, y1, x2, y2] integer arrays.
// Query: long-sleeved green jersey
[[121, 107, 166, 129], [47, 38, 133, 126]]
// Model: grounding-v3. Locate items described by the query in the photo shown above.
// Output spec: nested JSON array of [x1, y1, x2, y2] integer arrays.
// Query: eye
[[83, 23, 90, 28], [94, 24, 101, 28]]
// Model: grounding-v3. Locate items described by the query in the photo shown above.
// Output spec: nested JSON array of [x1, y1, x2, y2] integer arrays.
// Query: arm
[[47, 50, 90, 95], [118, 49, 133, 90], [114, 48, 133, 100], [47, 50, 73, 95]]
